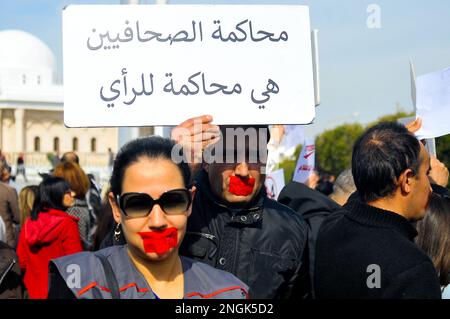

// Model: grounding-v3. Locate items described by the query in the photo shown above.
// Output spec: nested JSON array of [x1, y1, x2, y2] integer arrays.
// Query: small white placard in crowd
[[415, 67, 450, 139], [292, 137, 315, 184]]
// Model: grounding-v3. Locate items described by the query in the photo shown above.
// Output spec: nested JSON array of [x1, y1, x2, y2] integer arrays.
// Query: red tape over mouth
[[138, 227, 178, 255], [229, 176, 255, 196]]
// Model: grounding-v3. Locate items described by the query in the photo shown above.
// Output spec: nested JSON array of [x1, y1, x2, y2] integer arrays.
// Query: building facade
[[0, 29, 156, 175]]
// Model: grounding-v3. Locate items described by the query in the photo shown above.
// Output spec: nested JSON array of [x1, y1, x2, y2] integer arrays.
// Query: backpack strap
[[95, 253, 121, 299]]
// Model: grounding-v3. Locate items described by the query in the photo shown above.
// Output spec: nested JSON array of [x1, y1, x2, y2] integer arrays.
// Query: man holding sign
[[314, 122, 442, 298], [64, 4, 315, 299], [177, 121, 310, 299]]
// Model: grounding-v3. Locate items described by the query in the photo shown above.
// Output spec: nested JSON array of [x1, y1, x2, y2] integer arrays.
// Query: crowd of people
[[0, 116, 449, 299]]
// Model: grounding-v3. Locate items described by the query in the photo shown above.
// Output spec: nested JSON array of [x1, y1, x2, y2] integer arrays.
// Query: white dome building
[[0, 29, 137, 180], [0, 30, 56, 88]]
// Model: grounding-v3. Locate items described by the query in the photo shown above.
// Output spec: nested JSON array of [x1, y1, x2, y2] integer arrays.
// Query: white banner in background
[[415, 67, 450, 139], [63, 5, 315, 127], [292, 137, 315, 184]]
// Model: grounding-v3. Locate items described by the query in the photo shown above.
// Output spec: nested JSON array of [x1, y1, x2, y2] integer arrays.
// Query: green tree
[[315, 123, 364, 176], [368, 111, 414, 126], [436, 135, 450, 166], [371, 110, 449, 187], [275, 111, 450, 187], [276, 145, 302, 182], [436, 135, 450, 188], [314, 111, 414, 177]]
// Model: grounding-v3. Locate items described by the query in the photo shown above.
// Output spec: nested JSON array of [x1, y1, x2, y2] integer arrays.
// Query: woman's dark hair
[[92, 187, 126, 251], [110, 136, 191, 196], [30, 176, 71, 220], [352, 122, 422, 202], [416, 193, 450, 286]]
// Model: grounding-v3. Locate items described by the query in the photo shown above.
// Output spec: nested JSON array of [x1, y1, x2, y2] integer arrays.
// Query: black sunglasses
[[116, 188, 192, 218]]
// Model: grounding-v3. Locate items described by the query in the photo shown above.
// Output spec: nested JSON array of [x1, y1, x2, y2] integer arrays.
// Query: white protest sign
[[406, 63, 437, 157], [398, 116, 437, 157], [63, 5, 315, 127], [410, 60, 417, 110], [265, 168, 285, 200], [281, 125, 305, 154], [292, 137, 315, 184], [415, 67, 450, 139], [266, 125, 304, 173]]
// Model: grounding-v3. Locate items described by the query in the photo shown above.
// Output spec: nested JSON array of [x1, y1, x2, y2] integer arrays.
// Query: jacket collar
[[343, 200, 418, 241], [195, 169, 265, 224]]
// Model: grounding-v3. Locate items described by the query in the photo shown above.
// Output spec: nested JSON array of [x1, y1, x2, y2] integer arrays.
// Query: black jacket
[[314, 200, 442, 299], [0, 241, 25, 299], [179, 170, 309, 299], [278, 181, 345, 297]]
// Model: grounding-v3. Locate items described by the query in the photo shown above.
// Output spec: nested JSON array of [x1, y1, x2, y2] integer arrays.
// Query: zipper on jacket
[[0, 258, 16, 286]]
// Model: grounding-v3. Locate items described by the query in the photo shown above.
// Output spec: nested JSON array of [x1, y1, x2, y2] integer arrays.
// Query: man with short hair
[[314, 122, 441, 298], [177, 118, 309, 299]]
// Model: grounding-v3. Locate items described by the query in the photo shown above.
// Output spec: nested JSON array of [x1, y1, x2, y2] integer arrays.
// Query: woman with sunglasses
[[48, 136, 248, 299], [16, 177, 82, 299]]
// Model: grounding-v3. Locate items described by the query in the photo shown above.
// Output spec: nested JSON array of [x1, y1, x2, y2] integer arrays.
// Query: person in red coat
[[16, 177, 83, 299]]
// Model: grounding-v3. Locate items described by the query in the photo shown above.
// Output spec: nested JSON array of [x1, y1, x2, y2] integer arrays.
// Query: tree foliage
[[368, 111, 413, 127], [315, 111, 415, 177], [275, 111, 450, 185], [436, 134, 450, 187], [276, 145, 302, 182], [315, 123, 365, 176]]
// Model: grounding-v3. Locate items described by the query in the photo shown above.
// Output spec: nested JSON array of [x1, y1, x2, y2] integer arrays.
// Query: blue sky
[[1, 0, 450, 135]]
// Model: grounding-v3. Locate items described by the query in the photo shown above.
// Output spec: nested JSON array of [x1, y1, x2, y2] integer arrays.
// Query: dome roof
[[0, 29, 56, 71]]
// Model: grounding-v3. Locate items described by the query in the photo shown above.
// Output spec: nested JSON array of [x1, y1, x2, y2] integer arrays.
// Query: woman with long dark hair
[[16, 177, 82, 299], [48, 136, 248, 299], [416, 192, 450, 298]]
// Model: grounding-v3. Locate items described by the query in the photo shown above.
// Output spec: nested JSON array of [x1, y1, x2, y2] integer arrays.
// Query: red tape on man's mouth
[[229, 176, 255, 196], [138, 227, 178, 255]]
